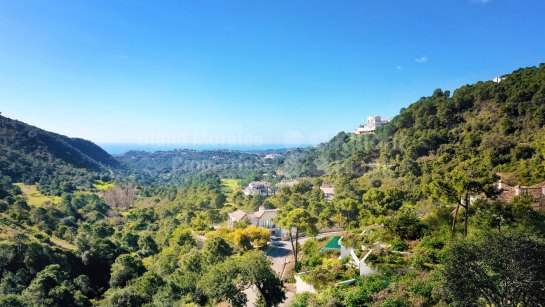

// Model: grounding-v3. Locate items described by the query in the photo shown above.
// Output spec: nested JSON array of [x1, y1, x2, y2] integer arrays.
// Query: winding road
[[263, 231, 344, 306]]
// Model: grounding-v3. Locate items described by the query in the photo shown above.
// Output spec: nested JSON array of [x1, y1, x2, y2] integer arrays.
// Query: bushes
[[109, 254, 145, 288], [230, 225, 270, 250], [441, 232, 545, 305], [412, 233, 448, 268], [390, 239, 408, 251], [385, 213, 425, 240]]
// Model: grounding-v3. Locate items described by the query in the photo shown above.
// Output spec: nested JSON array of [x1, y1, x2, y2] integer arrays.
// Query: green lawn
[[15, 183, 62, 206], [93, 180, 115, 191], [50, 236, 77, 251]]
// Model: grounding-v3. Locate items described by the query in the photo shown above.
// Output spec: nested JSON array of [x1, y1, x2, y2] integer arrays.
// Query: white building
[[354, 115, 388, 135], [227, 206, 280, 234], [243, 181, 272, 196], [493, 76, 506, 83], [320, 184, 335, 202]]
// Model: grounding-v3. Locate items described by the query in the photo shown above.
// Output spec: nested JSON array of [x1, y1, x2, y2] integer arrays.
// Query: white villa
[[243, 181, 272, 196], [493, 76, 506, 83], [320, 184, 335, 202], [227, 206, 280, 233], [354, 115, 388, 135]]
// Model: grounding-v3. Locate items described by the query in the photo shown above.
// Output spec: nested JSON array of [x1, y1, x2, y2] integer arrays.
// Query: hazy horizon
[[99, 143, 314, 155]]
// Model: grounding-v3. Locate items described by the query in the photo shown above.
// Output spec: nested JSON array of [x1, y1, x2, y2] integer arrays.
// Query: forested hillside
[[116, 149, 285, 184], [1, 64, 545, 306], [0, 114, 120, 194], [278, 64, 545, 306], [282, 64, 545, 185]]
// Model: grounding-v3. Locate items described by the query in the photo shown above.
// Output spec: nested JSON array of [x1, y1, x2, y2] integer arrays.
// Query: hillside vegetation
[[1, 64, 545, 306], [283, 64, 545, 186], [115, 149, 285, 184], [0, 114, 120, 195]]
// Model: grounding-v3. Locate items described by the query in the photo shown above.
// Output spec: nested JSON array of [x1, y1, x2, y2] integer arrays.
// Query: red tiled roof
[[228, 209, 248, 221], [531, 181, 545, 189], [254, 209, 277, 220]]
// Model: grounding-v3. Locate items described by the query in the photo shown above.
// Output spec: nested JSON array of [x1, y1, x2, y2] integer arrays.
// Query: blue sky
[[1, 0, 544, 146]]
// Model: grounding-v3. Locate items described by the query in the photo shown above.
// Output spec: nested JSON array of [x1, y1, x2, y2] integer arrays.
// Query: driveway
[[267, 242, 292, 278], [231, 232, 344, 306], [264, 231, 344, 306], [267, 231, 344, 279]]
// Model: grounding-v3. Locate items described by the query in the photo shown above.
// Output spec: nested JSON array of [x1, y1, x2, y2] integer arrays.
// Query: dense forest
[[0, 115, 120, 195], [115, 149, 286, 185], [1, 64, 545, 306]]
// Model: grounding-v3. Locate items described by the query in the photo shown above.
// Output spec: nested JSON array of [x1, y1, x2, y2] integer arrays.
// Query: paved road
[[215, 231, 343, 306], [265, 231, 344, 307], [267, 232, 344, 279], [267, 242, 292, 277]]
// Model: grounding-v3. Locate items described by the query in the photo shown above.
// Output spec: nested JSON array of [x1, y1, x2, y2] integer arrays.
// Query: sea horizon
[[99, 143, 314, 155]]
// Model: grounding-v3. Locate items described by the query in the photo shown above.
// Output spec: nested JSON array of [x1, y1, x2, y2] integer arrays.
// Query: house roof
[[254, 208, 277, 220], [249, 181, 270, 188], [228, 209, 248, 221], [523, 188, 544, 198], [496, 180, 545, 203], [531, 182, 545, 189], [498, 188, 516, 202], [320, 185, 335, 195]]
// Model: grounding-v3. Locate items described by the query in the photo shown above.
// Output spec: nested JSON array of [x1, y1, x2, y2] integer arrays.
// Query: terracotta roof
[[532, 198, 545, 211], [498, 189, 517, 202], [531, 181, 545, 189], [254, 209, 277, 220], [523, 188, 544, 198], [228, 209, 248, 221]]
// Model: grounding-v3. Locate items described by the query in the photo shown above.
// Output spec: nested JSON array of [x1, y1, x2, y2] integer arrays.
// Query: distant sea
[[99, 143, 313, 155]]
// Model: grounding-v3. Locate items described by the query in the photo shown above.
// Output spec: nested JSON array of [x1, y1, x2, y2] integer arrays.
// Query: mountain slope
[[0, 114, 119, 193], [282, 64, 545, 185]]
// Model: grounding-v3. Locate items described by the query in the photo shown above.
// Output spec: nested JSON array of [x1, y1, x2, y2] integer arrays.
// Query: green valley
[[2, 64, 545, 306]]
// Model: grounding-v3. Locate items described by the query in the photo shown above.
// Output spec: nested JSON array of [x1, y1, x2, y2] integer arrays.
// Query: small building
[[264, 153, 282, 159], [354, 115, 388, 135], [227, 209, 249, 227], [276, 179, 299, 188], [244, 181, 272, 196], [227, 206, 280, 234], [493, 76, 506, 83], [320, 184, 335, 202], [496, 180, 545, 211]]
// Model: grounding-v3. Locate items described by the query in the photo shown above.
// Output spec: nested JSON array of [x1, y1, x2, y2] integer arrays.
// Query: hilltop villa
[[354, 115, 388, 135]]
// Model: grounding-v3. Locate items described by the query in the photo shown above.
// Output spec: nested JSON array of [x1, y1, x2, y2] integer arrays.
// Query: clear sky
[[1, 0, 544, 146]]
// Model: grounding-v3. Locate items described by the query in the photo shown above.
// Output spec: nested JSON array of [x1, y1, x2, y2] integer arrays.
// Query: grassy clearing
[[15, 183, 62, 206], [221, 178, 240, 195], [50, 237, 77, 251], [93, 180, 115, 191]]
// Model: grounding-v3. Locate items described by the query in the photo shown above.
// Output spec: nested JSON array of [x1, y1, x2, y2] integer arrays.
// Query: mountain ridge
[[281, 64, 545, 185], [0, 114, 120, 193]]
